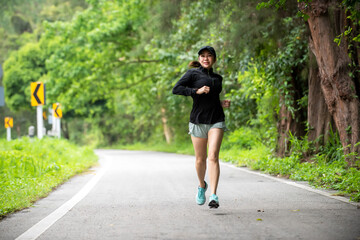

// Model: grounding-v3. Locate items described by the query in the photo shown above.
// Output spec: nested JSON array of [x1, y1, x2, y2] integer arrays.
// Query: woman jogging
[[172, 46, 230, 209]]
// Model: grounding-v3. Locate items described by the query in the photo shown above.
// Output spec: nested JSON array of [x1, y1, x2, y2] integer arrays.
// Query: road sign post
[[57, 118, 61, 139], [53, 103, 62, 139], [31, 82, 45, 139], [5, 117, 13, 141], [37, 105, 43, 139], [7, 128, 11, 141]]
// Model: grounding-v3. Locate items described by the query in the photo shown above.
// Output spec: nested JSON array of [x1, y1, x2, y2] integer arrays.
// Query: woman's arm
[[172, 70, 197, 96]]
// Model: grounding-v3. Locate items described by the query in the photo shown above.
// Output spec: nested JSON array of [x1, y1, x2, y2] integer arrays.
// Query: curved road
[[1, 150, 359, 240]]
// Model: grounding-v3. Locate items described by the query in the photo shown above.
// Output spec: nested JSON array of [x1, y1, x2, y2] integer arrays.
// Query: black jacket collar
[[199, 66, 214, 74]]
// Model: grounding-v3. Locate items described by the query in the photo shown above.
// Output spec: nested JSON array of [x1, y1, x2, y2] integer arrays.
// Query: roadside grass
[[219, 128, 360, 202], [112, 140, 195, 155], [0, 137, 98, 218], [220, 144, 360, 202]]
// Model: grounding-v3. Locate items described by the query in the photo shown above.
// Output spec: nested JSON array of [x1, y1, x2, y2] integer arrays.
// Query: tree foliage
[[1, 0, 359, 161]]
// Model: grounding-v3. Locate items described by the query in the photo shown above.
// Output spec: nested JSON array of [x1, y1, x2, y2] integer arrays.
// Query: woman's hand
[[196, 86, 210, 94], [221, 100, 231, 108]]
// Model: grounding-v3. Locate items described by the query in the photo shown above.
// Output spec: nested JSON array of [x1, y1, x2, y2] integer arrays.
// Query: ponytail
[[188, 61, 201, 68]]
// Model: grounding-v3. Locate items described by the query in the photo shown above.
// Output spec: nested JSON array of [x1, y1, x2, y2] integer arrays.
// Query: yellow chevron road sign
[[31, 82, 46, 106], [4, 117, 13, 128], [53, 103, 63, 118]]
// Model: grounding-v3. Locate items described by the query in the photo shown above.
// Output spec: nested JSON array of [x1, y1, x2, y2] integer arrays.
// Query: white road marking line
[[15, 159, 110, 240], [221, 161, 360, 208]]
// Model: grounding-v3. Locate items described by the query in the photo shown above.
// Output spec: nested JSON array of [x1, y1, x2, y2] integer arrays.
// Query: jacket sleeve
[[172, 70, 197, 96]]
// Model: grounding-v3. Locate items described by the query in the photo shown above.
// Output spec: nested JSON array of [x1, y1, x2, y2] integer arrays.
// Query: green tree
[[3, 43, 46, 111], [259, 0, 360, 163]]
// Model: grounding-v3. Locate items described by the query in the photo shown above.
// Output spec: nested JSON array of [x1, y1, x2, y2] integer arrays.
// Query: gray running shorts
[[188, 121, 227, 138]]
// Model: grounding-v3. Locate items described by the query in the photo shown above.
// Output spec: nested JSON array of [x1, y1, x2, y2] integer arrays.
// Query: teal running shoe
[[196, 181, 208, 205], [209, 194, 219, 208]]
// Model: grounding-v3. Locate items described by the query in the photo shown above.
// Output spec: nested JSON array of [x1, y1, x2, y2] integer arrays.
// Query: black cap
[[198, 46, 216, 59]]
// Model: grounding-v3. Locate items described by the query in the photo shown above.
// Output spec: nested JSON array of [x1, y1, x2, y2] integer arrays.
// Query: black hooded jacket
[[172, 66, 225, 124]]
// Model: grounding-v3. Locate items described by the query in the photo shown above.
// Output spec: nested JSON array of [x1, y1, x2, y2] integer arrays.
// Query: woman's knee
[[195, 155, 207, 164], [208, 153, 219, 163]]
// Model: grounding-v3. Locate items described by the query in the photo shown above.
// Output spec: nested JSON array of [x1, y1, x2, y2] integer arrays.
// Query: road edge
[[220, 161, 360, 208]]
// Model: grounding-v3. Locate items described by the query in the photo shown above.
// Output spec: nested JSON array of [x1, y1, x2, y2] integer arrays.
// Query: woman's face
[[198, 50, 216, 69]]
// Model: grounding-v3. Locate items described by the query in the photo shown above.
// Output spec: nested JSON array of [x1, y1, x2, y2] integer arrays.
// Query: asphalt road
[[1, 150, 360, 240]]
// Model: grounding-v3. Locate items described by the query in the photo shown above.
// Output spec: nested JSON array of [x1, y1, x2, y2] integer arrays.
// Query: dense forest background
[[0, 0, 359, 165]]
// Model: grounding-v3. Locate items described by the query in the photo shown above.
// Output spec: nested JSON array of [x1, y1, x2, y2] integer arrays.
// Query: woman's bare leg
[[191, 136, 208, 188], [207, 128, 224, 195]]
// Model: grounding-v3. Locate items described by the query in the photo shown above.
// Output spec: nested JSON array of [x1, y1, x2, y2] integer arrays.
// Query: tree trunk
[[62, 121, 70, 139], [161, 107, 172, 144], [276, 69, 307, 157], [300, 0, 360, 162], [276, 99, 293, 156], [16, 125, 21, 138], [307, 51, 334, 147]]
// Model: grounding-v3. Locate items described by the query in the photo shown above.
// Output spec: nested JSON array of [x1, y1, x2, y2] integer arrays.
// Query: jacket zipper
[[207, 69, 214, 86]]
